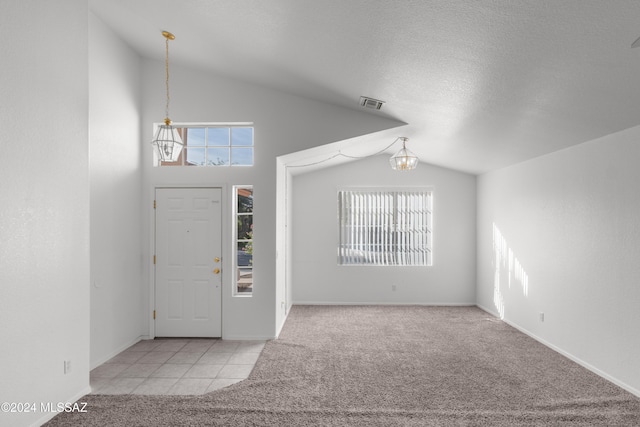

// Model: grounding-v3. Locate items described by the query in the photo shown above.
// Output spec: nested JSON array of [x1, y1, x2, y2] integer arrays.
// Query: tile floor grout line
[[90, 338, 266, 395]]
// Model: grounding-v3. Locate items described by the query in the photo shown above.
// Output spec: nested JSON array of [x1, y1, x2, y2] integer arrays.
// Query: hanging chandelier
[[389, 137, 418, 171], [151, 31, 183, 162]]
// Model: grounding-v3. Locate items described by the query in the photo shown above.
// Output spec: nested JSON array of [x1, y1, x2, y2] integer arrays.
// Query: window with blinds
[[338, 190, 432, 266]]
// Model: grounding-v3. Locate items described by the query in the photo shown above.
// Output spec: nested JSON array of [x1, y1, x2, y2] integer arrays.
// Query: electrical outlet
[[391, 284, 397, 292], [64, 360, 71, 374], [539, 312, 545, 323]]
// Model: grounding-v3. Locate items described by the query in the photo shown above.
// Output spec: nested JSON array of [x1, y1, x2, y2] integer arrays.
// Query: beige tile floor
[[90, 338, 265, 395]]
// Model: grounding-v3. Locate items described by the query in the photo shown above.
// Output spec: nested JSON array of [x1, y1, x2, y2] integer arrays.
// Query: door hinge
[[153, 200, 156, 209], [153, 310, 156, 320], [153, 255, 156, 264]]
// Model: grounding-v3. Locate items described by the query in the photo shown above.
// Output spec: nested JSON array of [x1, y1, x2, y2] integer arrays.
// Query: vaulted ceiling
[[90, 0, 640, 174]]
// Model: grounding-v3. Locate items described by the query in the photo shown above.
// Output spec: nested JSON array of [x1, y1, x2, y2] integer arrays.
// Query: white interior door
[[155, 188, 222, 337]]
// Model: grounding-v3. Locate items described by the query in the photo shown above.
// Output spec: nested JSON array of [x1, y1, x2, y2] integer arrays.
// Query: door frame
[[148, 184, 228, 339]]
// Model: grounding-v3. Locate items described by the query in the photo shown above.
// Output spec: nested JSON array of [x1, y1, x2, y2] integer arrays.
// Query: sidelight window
[[234, 185, 254, 294]]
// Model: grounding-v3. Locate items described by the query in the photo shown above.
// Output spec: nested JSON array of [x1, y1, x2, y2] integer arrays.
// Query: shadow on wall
[[492, 222, 529, 319]]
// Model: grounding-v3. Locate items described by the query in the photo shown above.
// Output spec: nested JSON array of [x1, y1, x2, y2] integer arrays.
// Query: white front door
[[155, 188, 222, 337]]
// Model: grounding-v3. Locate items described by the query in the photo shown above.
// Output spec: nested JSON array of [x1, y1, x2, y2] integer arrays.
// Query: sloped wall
[[477, 125, 640, 395]]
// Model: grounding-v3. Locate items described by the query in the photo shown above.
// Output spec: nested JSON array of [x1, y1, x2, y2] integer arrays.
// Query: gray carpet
[[46, 306, 640, 426]]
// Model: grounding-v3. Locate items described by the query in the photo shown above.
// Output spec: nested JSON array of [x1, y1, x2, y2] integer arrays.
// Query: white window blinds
[[338, 190, 432, 266]]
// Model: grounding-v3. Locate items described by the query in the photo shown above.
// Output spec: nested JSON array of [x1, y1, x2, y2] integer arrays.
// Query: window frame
[[233, 185, 254, 296], [152, 122, 254, 167], [337, 187, 433, 267]]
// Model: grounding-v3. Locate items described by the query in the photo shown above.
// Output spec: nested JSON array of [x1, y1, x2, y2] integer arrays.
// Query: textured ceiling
[[90, 0, 640, 174]]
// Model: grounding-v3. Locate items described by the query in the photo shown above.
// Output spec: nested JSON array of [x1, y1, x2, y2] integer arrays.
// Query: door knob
[[213, 268, 220, 274]]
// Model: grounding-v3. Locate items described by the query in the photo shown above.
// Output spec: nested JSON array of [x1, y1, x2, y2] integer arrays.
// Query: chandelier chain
[[286, 138, 401, 168], [165, 36, 170, 120]]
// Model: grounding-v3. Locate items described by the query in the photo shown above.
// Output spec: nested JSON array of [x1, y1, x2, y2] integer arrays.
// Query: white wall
[[0, 1, 90, 426], [477, 125, 640, 395], [292, 155, 477, 304], [275, 160, 293, 334], [89, 13, 144, 368], [141, 60, 404, 339]]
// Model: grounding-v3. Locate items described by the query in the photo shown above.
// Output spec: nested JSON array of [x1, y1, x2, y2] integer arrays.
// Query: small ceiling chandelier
[[151, 31, 183, 162], [389, 137, 418, 171]]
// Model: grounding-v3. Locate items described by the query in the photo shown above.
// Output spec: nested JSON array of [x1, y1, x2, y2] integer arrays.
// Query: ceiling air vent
[[359, 96, 385, 110]]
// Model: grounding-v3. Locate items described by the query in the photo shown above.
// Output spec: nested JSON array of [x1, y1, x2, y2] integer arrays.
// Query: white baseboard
[[293, 301, 476, 306], [475, 304, 640, 399], [90, 336, 145, 370], [275, 311, 290, 339], [222, 335, 276, 341], [31, 386, 92, 427]]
